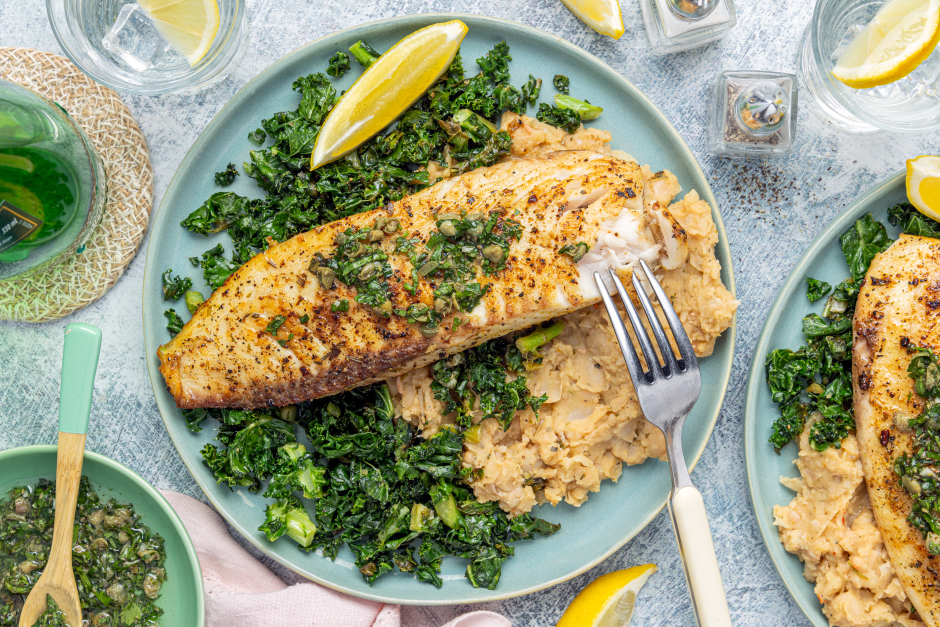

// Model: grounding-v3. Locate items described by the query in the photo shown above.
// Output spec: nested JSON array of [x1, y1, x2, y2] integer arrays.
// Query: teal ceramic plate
[[0, 446, 204, 625], [142, 13, 736, 604], [744, 172, 907, 627]]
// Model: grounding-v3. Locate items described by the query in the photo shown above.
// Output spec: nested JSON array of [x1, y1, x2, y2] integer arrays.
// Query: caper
[[434, 298, 451, 314], [375, 217, 388, 230], [383, 219, 400, 234], [893, 411, 915, 431], [369, 229, 385, 242], [358, 262, 378, 281], [335, 232, 348, 245], [326, 402, 341, 417], [482, 245, 505, 264], [467, 212, 483, 222], [308, 257, 320, 273], [438, 212, 460, 221], [316, 267, 335, 289], [446, 353, 465, 367], [468, 225, 483, 240], [418, 261, 439, 277], [903, 475, 923, 496], [419, 322, 439, 337], [378, 300, 393, 315], [106, 582, 128, 606], [349, 241, 367, 258], [439, 221, 457, 237], [927, 362, 940, 391]]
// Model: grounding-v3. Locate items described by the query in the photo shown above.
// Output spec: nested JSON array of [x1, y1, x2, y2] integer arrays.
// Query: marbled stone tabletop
[[2, 0, 939, 625]]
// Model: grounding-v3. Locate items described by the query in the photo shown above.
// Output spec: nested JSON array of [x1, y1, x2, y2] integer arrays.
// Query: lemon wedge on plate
[[310, 20, 468, 170], [832, 0, 940, 89], [560, 0, 625, 39], [556, 564, 657, 627], [907, 155, 940, 222], [138, 0, 221, 66]]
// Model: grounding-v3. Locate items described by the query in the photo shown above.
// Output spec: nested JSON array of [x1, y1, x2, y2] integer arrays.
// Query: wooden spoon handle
[[44, 433, 86, 573]]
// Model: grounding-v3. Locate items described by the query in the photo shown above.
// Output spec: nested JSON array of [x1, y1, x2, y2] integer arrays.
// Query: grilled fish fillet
[[159, 150, 687, 409], [853, 234, 940, 627]]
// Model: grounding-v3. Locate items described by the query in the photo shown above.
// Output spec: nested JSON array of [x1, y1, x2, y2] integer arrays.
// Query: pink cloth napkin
[[161, 491, 511, 627]]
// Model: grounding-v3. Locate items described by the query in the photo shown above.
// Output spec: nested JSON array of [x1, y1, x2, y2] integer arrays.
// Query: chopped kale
[[161, 268, 192, 301], [185, 290, 205, 313], [195, 384, 558, 588], [476, 41, 511, 83], [248, 128, 267, 144], [194, 243, 239, 290], [806, 277, 831, 303], [164, 309, 184, 337], [214, 163, 239, 186], [888, 201, 940, 238], [840, 212, 892, 282], [554, 94, 602, 120], [327, 51, 350, 77], [536, 103, 581, 133], [553, 74, 570, 93], [349, 40, 381, 68]]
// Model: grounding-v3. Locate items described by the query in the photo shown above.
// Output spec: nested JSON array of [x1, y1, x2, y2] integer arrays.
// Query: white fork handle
[[668, 486, 733, 627]]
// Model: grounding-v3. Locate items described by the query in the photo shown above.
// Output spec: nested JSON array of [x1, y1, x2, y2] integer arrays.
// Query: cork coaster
[[0, 47, 153, 323]]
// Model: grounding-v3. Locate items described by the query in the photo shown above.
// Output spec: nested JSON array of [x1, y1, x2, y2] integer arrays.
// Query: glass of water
[[46, 0, 248, 95], [799, 0, 940, 133]]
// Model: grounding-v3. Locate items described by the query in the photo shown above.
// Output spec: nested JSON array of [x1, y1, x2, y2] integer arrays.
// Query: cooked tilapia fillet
[[159, 150, 687, 409], [853, 234, 940, 627]]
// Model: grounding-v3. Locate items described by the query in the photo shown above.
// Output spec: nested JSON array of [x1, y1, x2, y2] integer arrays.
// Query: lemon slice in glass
[[310, 20, 468, 170], [907, 155, 940, 222], [556, 563, 657, 627], [138, 0, 221, 66], [832, 0, 940, 89], [560, 0, 625, 39]]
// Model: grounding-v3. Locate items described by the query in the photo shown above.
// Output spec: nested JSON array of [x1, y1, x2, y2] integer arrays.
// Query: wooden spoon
[[19, 323, 102, 627]]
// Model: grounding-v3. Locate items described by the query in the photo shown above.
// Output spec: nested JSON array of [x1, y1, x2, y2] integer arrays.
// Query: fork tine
[[628, 267, 680, 378], [606, 268, 662, 378], [593, 271, 647, 385], [638, 259, 699, 368]]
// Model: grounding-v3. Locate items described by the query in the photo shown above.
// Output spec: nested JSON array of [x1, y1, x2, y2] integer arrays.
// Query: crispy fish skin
[[159, 150, 677, 409], [853, 234, 940, 627]]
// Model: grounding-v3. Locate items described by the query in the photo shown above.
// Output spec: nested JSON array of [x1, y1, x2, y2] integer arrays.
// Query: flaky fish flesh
[[158, 150, 687, 409], [853, 234, 940, 627]]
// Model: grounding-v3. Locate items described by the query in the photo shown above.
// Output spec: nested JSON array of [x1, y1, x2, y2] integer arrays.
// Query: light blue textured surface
[[1, 0, 939, 625]]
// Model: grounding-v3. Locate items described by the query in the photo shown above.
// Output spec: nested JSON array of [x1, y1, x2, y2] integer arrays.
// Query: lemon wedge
[[138, 0, 221, 66], [907, 155, 940, 222], [556, 564, 657, 627], [560, 0, 625, 39], [832, 0, 940, 89], [310, 21, 467, 170]]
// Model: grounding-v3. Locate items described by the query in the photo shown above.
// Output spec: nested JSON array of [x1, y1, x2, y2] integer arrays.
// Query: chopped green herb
[[553, 74, 570, 93], [266, 315, 287, 335], [161, 268, 192, 301], [806, 277, 832, 303], [558, 242, 590, 263], [214, 163, 239, 186], [327, 51, 350, 77], [299, 314, 310, 323], [330, 299, 349, 312]]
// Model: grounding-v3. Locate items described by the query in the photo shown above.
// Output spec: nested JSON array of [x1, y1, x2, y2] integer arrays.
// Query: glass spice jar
[[706, 70, 799, 158]]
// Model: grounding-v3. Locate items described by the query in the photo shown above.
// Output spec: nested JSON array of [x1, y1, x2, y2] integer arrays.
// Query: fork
[[594, 260, 732, 627]]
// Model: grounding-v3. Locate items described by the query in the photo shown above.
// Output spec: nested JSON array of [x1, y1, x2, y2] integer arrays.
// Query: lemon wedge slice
[[832, 0, 940, 89], [138, 0, 221, 66], [556, 564, 657, 627], [907, 155, 940, 222], [310, 21, 468, 170], [559, 0, 625, 39]]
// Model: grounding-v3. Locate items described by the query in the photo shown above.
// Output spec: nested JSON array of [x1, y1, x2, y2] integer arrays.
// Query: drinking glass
[[0, 80, 106, 282], [798, 0, 940, 133], [46, 0, 249, 95]]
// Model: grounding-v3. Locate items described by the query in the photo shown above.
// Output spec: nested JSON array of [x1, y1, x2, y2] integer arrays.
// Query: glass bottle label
[[0, 199, 43, 253]]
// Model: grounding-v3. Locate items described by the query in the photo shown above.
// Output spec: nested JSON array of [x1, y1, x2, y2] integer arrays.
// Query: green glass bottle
[[0, 80, 106, 281]]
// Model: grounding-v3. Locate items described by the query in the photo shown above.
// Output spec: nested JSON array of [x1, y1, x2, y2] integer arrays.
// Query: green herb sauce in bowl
[[0, 446, 204, 626]]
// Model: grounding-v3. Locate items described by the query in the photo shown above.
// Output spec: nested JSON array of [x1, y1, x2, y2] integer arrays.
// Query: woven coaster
[[0, 47, 153, 323]]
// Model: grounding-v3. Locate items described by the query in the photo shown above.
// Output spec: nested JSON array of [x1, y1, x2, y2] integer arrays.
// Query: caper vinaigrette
[[311, 210, 523, 337], [0, 477, 167, 627], [894, 348, 940, 553]]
